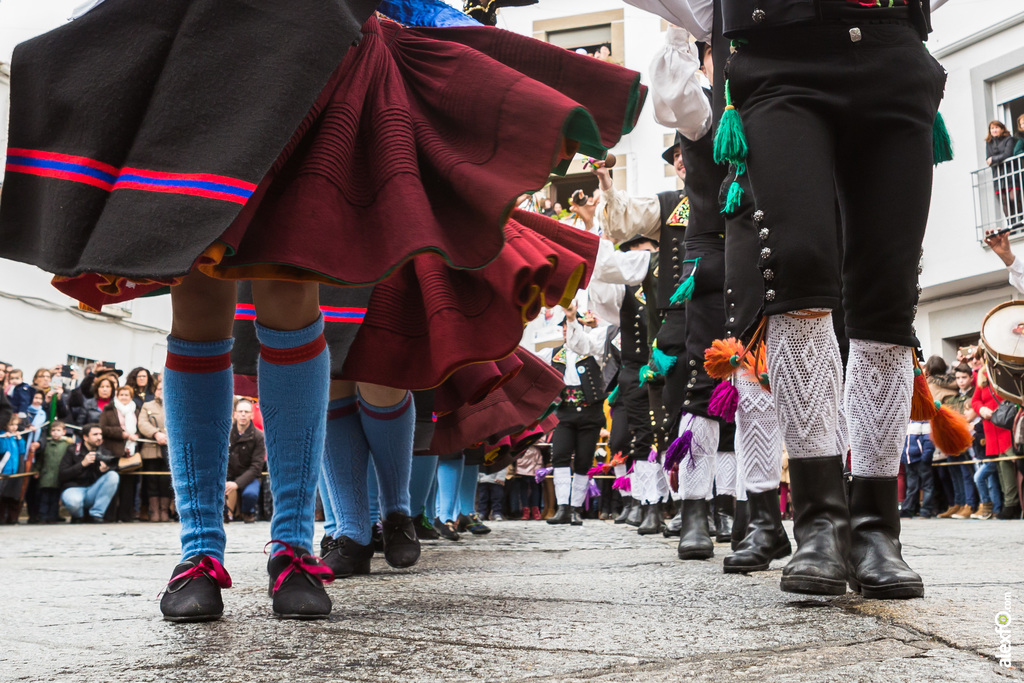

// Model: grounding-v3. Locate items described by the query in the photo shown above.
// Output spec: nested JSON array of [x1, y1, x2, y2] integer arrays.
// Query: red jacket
[[971, 383, 1012, 456]]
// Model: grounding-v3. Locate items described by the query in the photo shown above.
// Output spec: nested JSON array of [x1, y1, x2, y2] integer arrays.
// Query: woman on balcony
[[986, 120, 1021, 224]]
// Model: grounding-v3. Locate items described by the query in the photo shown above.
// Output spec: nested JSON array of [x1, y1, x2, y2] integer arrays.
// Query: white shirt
[[623, 0, 714, 42], [1007, 257, 1024, 294], [649, 25, 713, 142]]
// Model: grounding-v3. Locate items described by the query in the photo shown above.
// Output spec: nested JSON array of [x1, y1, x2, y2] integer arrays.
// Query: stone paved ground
[[2, 517, 1023, 682]]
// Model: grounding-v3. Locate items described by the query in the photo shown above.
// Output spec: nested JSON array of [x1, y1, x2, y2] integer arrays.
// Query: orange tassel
[[705, 337, 745, 379], [910, 371, 939, 421], [930, 406, 973, 456], [608, 452, 627, 468]]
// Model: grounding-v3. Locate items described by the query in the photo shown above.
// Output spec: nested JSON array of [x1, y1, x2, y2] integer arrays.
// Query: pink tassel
[[612, 476, 631, 492], [587, 464, 605, 478], [647, 446, 658, 462], [708, 380, 739, 423], [663, 430, 693, 472]]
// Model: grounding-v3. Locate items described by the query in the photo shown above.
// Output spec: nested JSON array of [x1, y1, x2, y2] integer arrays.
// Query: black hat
[[619, 234, 659, 251], [662, 131, 682, 165]]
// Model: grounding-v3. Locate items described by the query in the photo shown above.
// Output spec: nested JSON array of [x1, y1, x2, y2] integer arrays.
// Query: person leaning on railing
[[985, 120, 1022, 221]]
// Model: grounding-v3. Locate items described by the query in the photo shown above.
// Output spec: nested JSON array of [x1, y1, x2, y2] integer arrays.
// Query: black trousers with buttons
[[617, 361, 656, 462], [727, 21, 946, 348], [551, 402, 605, 476], [676, 240, 726, 421]]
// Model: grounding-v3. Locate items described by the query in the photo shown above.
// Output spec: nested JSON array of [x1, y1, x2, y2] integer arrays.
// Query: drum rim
[[984, 358, 1024, 405], [981, 300, 1024, 365]]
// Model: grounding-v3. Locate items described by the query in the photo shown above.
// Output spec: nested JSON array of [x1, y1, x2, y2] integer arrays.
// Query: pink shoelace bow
[[265, 540, 335, 594], [169, 555, 233, 589]]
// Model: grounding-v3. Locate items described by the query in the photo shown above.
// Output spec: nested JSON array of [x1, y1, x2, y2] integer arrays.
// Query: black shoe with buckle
[[266, 542, 334, 619], [434, 517, 461, 541], [382, 512, 421, 568], [321, 535, 374, 578], [160, 555, 232, 623]]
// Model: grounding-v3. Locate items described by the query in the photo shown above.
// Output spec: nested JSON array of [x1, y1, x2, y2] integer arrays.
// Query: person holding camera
[[58, 424, 120, 523]]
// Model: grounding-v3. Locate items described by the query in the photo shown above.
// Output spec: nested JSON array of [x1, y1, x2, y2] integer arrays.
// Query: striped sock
[[359, 391, 414, 518], [163, 336, 234, 562], [257, 316, 330, 554]]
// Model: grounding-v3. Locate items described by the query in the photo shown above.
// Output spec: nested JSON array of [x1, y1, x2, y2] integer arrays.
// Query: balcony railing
[[973, 152, 1024, 244]]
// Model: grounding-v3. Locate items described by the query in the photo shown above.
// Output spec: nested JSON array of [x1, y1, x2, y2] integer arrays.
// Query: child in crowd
[[514, 445, 543, 520], [1, 414, 30, 523], [476, 467, 506, 521], [32, 421, 73, 523]]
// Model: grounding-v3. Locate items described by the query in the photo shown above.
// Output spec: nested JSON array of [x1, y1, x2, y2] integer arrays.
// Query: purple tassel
[[663, 430, 693, 472], [584, 479, 601, 511], [612, 476, 631, 492], [647, 446, 658, 463], [587, 464, 605, 478], [708, 380, 739, 423], [534, 467, 551, 484]]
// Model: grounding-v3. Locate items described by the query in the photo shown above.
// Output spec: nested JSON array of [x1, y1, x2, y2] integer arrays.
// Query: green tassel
[[650, 345, 678, 377], [932, 111, 953, 165], [722, 178, 744, 215], [607, 385, 620, 405], [713, 80, 748, 167], [639, 365, 657, 387], [669, 257, 701, 306]]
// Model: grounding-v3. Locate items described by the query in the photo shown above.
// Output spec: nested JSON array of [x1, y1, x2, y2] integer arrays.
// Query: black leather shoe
[[546, 504, 573, 525], [464, 513, 492, 535], [382, 513, 421, 568], [724, 489, 792, 574], [847, 476, 924, 599], [677, 499, 714, 560], [780, 456, 850, 596], [626, 502, 645, 527], [570, 508, 584, 526], [731, 499, 749, 551], [322, 535, 374, 577], [414, 512, 440, 539], [371, 522, 384, 552], [433, 517, 461, 541], [663, 505, 683, 537], [160, 555, 230, 622], [267, 545, 333, 619], [614, 500, 634, 524], [997, 503, 1022, 520], [638, 501, 664, 535], [714, 495, 734, 543]]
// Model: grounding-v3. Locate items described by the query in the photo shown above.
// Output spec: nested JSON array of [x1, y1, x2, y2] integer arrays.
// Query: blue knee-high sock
[[359, 391, 414, 518], [436, 457, 464, 523], [426, 473, 438, 519], [319, 470, 337, 539], [409, 455, 439, 517], [367, 458, 381, 524], [163, 336, 234, 562], [321, 395, 371, 545], [459, 464, 480, 517], [256, 316, 330, 554]]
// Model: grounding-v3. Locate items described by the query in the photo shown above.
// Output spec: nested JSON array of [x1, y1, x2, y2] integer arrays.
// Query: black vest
[[619, 284, 650, 367], [679, 98, 728, 246], [551, 345, 606, 405], [657, 189, 689, 311], [722, 0, 931, 39]]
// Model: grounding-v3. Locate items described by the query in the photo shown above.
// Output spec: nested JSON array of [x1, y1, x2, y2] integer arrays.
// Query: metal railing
[[973, 153, 1024, 244]]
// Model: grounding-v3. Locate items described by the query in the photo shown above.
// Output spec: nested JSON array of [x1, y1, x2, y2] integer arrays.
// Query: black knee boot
[[614, 499, 634, 524], [723, 489, 791, 573], [663, 501, 683, 537], [780, 456, 850, 596], [713, 494, 734, 543], [848, 476, 924, 599], [546, 504, 573, 525], [677, 499, 714, 560], [731, 499, 748, 551], [626, 502, 645, 527], [638, 501, 663, 535]]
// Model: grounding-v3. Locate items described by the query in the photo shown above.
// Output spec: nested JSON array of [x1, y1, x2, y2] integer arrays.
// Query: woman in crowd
[[100, 385, 139, 523], [138, 381, 172, 522], [31, 368, 68, 422], [125, 368, 157, 414], [970, 367, 1007, 520], [82, 375, 118, 426], [986, 120, 1022, 221]]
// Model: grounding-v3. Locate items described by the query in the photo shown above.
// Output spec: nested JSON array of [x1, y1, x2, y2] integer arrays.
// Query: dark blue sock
[[320, 395, 371, 545], [163, 336, 234, 562], [459, 464, 480, 517], [409, 455, 439, 517], [257, 316, 330, 554], [436, 457, 463, 523], [359, 391, 414, 517]]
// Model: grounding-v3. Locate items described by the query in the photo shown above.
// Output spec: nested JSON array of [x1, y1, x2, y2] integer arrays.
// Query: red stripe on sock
[[165, 351, 232, 374], [327, 403, 359, 421], [260, 335, 327, 365], [359, 394, 412, 421]]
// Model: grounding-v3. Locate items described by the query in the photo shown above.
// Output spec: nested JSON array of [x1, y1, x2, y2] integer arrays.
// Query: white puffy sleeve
[[622, 0, 713, 42], [650, 25, 713, 141]]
